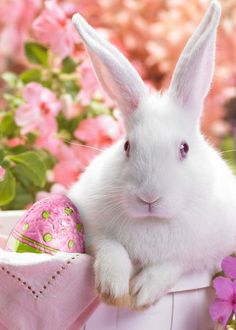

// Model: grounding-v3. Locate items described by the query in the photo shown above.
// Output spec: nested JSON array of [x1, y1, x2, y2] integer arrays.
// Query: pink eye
[[124, 140, 130, 157], [179, 141, 189, 160]]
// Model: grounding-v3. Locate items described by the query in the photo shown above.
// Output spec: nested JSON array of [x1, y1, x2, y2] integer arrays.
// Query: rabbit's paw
[[95, 260, 131, 307], [130, 265, 179, 310]]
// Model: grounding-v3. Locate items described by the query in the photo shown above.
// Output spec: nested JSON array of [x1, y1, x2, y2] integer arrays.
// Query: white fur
[[69, 1, 236, 308]]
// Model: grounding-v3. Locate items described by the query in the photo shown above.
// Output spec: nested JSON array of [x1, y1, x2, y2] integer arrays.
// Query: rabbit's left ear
[[72, 14, 147, 116], [168, 1, 221, 116]]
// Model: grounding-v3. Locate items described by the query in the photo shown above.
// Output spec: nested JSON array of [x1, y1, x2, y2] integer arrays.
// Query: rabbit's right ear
[[72, 14, 147, 117], [168, 1, 221, 118]]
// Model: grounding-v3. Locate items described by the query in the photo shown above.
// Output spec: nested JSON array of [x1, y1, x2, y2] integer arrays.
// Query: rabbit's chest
[[114, 223, 181, 266]]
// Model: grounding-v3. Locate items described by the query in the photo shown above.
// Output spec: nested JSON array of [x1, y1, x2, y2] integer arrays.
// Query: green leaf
[[9, 151, 47, 187], [57, 112, 83, 137], [1, 158, 10, 169], [41, 80, 52, 89], [26, 132, 37, 145], [11, 164, 35, 189], [62, 80, 79, 97], [2, 182, 34, 210], [0, 113, 17, 137], [88, 100, 111, 116], [221, 135, 236, 174], [24, 42, 48, 66], [62, 57, 77, 73], [20, 68, 42, 84], [5, 145, 26, 155], [34, 149, 57, 169], [0, 148, 5, 162], [0, 169, 16, 206]]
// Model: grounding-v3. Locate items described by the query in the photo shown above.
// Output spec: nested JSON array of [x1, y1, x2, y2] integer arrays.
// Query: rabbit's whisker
[[64, 139, 105, 152]]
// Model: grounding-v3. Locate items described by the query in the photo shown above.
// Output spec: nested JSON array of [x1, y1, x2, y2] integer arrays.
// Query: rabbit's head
[[73, 2, 221, 220]]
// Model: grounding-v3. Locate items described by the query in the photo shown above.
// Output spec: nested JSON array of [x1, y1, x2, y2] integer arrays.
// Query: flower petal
[[23, 82, 42, 105], [209, 299, 232, 326], [32, 1, 74, 58], [15, 104, 39, 134], [222, 256, 236, 279], [213, 277, 234, 300]]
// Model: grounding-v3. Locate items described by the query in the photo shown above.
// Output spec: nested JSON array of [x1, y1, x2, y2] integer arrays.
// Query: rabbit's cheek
[[153, 194, 185, 219]]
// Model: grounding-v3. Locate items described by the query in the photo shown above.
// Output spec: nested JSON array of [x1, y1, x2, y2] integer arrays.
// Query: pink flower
[[53, 160, 80, 187], [71, 144, 99, 170], [210, 256, 236, 325], [0, 166, 6, 181], [32, 1, 78, 58], [74, 114, 124, 148], [36, 183, 68, 201], [79, 60, 99, 105], [79, 60, 115, 107], [210, 277, 236, 325], [61, 94, 84, 119], [36, 135, 61, 155], [36, 137, 81, 187], [52, 144, 81, 186], [222, 256, 236, 279], [0, 0, 40, 62], [5, 137, 25, 147], [15, 83, 61, 136], [50, 183, 68, 195]]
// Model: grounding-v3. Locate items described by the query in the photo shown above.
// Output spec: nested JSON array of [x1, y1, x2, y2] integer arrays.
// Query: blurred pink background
[[0, 0, 235, 209]]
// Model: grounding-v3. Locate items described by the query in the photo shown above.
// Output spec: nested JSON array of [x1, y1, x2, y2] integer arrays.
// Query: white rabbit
[[69, 1, 236, 310]]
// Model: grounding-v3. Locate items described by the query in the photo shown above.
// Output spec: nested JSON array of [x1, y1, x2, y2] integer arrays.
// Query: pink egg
[[5, 195, 85, 254]]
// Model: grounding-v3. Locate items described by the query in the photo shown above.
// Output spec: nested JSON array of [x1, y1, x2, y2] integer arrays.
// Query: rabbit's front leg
[[130, 263, 183, 310], [92, 239, 133, 307]]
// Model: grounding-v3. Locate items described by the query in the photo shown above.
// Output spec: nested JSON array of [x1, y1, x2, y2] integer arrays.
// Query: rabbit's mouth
[[124, 193, 181, 220], [126, 197, 163, 219], [127, 206, 173, 220]]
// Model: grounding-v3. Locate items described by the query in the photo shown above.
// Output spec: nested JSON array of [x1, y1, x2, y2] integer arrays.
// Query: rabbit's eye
[[179, 142, 189, 160], [124, 140, 130, 157]]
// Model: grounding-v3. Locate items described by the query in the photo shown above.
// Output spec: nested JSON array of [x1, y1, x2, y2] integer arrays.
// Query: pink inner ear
[[86, 46, 145, 115], [89, 51, 140, 114], [172, 34, 216, 109], [168, 1, 220, 110], [73, 13, 147, 116]]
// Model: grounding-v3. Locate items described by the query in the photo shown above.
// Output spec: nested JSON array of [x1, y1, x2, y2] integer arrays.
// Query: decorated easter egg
[[5, 194, 84, 254]]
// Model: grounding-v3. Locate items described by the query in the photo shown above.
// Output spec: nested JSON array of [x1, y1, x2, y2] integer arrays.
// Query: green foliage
[[57, 112, 83, 139], [35, 149, 57, 169], [62, 57, 77, 73], [26, 133, 37, 145], [87, 100, 112, 117], [8, 151, 47, 187], [61, 80, 80, 97], [0, 148, 5, 163], [221, 136, 236, 174], [0, 169, 16, 206], [227, 314, 236, 329], [2, 182, 34, 210], [24, 42, 48, 66], [0, 149, 51, 209], [0, 113, 18, 137], [20, 68, 42, 84]]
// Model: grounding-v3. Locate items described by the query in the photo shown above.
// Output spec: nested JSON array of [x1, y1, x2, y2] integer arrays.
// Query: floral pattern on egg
[[6, 195, 85, 254]]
